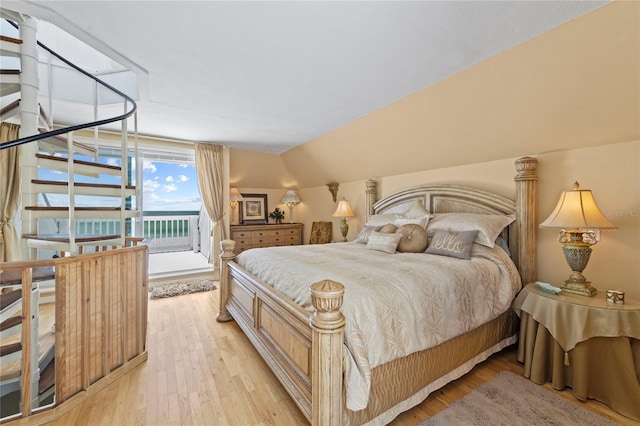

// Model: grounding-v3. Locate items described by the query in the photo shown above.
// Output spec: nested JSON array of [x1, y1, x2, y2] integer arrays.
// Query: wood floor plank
[[42, 287, 636, 426]]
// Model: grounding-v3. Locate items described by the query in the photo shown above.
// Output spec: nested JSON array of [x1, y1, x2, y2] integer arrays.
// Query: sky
[[38, 156, 202, 212], [141, 160, 201, 212]]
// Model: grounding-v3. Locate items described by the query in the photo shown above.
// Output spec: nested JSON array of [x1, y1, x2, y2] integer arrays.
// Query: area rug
[[419, 371, 616, 426], [149, 279, 217, 300]]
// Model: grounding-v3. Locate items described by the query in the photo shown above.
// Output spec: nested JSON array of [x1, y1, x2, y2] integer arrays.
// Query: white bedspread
[[235, 242, 521, 411]]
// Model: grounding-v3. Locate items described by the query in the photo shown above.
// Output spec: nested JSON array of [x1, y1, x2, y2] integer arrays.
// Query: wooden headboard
[[364, 157, 538, 285]]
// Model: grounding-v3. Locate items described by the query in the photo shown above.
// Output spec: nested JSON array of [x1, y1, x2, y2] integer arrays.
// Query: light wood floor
[[46, 288, 635, 426]]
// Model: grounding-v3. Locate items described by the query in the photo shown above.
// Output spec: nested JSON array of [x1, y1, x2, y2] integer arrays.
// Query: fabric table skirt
[[517, 311, 640, 421]]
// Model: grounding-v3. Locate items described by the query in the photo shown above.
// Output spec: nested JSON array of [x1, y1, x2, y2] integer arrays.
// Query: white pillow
[[354, 225, 381, 244], [366, 231, 402, 254], [426, 213, 515, 248], [366, 213, 397, 227], [395, 215, 429, 229], [402, 201, 430, 217]]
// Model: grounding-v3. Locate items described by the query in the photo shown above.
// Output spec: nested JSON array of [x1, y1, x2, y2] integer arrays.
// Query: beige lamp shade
[[332, 199, 355, 218], [540, 182, 617, 230], [281, 190, 301, 204], [229, 188, 244, 202], [282, 190, 301, 223]]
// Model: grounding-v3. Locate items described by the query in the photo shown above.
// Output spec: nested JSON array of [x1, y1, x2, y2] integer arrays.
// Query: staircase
[[0, 15, 140, 258], [1, 13, 141, 419]]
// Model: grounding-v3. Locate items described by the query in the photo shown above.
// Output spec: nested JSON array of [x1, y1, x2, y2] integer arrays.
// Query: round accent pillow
[[379, 223, 397, 234], [396, 224, 428, 253]]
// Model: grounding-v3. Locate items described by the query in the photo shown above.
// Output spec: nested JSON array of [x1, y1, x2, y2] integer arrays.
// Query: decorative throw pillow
[[396, 224, 429, 253], [354, 225, 382, 244], [395, 215, 429, 229], [426, 229, 478, 260], [366, 213, 398, 227], [402, 200, 430, 217], [379, 223, 398, 233], [366, 231, 402, 254], [426, 213, 515, 248]]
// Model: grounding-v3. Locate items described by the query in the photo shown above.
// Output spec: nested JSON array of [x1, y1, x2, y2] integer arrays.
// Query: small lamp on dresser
[[333, 198, 355, 242], [540, 182, 617, 296], [281, 190, 301, 223], [229, 188, 244, 225]]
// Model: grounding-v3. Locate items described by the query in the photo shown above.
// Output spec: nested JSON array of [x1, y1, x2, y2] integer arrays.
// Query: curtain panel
[[195, 143, 225, 265], [0, 122, 22, 262]]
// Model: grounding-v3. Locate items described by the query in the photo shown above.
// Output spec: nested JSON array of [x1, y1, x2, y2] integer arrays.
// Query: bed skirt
[[347, 309, 519, 426]]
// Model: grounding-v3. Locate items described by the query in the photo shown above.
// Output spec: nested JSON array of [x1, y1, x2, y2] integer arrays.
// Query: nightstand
[[512, 283, 640, 421]]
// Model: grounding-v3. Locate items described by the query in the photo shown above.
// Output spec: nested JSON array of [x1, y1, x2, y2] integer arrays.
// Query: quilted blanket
[[235, 242, 521, 411]]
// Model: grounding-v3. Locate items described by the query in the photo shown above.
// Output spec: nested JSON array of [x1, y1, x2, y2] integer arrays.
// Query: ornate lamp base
[[561, 279, 597, 296], [339, 219, 349, 242], [560, 231, 597, 297]]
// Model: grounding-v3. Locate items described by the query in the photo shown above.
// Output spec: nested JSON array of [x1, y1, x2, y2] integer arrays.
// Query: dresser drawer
[[230, 224, 303, 251], [252, 233, 269, 245]]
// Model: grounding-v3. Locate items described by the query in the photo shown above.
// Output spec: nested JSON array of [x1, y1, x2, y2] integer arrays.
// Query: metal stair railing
[[0, 19, 137, 151], [0, 17, 141, 256]]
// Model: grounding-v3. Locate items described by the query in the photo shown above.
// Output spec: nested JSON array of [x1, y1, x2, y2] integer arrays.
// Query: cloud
[[106, 158, 120, 167], [177, 175, 189, 182], [143, 161, 157, 173], [163, 183, 178, 192], [166, 176, 174, 182], [143, 179, 161, 192]]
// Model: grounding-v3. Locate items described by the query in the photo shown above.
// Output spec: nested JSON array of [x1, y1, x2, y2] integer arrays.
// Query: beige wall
[[229, 148, 297, 189]]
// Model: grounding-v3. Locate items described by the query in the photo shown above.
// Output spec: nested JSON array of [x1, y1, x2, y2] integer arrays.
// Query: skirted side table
[[512, 283, 640, 421]]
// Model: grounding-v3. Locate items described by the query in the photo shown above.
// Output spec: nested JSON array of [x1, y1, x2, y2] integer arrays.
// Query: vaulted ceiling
[[3, 1, 607, 154]]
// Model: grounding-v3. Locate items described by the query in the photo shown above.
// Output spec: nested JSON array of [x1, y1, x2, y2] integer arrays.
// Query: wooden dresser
[[230, 223, 303, 253]]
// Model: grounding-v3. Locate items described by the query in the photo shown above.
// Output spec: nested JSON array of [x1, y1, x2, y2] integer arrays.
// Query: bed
[[217, 157, 539, 425]]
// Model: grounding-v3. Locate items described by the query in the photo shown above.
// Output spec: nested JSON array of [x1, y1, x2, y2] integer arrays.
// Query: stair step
[[0, 72, 20, 97], [0, 342, 22, 359], [36, 153, 122, 177], [23, 234, 125, 253], [0, 315, 22, 340], [0, 315, 22, 332], [32, 179, 136, 197], [0, 98, 20, 122], [0, 267, 55, 287], [0, 289, 22, 311], [39, 358, 55, 395], [0, 35, 22, 57], [22, 207, 139, 220], [22, 234, 121, 243], [37, 130, 97, 157]]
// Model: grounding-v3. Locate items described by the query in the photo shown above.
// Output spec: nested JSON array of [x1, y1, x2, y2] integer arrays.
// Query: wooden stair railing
[[0, 245, 149, 421]]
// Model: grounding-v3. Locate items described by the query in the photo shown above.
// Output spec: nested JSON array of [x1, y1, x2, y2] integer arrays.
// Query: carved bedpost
[[366, 179, 377, 221], [514, 157, 538, 285], [309, 280, 345, 426], [217, 239, 235, 322]]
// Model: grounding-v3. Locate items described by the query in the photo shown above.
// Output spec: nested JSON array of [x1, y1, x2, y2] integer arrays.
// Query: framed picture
[[240, 193, 268, 224]]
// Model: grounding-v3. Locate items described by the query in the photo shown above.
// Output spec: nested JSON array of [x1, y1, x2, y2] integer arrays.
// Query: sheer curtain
[[0, 122, 22, 262], [195, 143, 225, 267]]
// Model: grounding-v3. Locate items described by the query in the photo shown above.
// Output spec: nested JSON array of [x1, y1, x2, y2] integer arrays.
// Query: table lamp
[[332, 198, 355, 242], [229, 188, 244, 225], [540, 182, 617, 296], [281, 190, 301, 223]]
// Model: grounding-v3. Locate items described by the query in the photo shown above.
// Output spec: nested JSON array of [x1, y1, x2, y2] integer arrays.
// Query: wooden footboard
[[217, 240, 345, 425]]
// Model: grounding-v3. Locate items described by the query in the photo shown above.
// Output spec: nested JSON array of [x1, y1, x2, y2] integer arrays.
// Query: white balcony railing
[[51, 212, 201, 254], [143, 214, 199, 253]]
